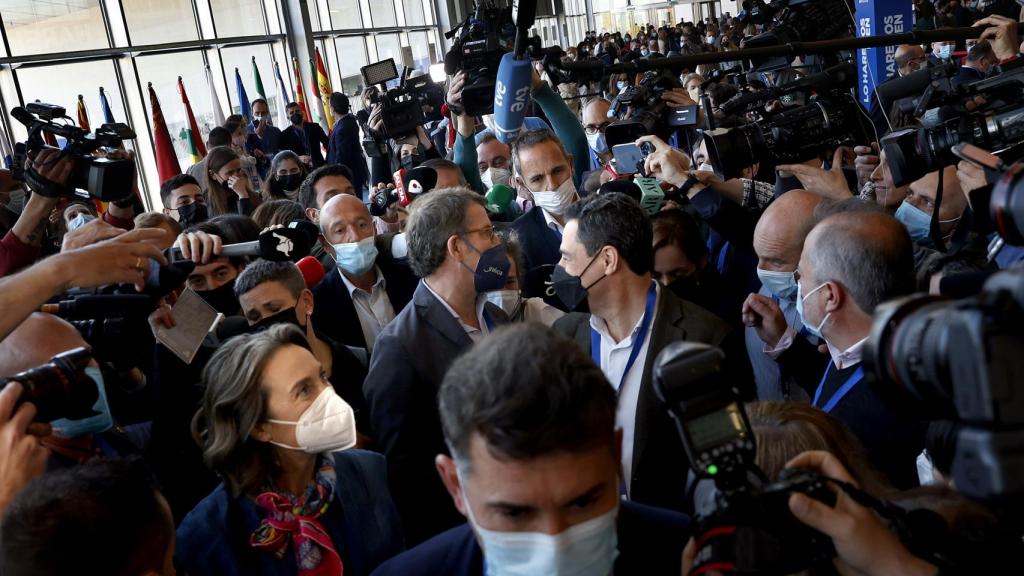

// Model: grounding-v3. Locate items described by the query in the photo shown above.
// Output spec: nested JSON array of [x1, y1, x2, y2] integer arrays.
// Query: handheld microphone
[[297, 256, 326, 288], [635, 176, 665, 215], [493, 53, 534, 145], [399, 166, 438, 207], [485, 183, 516, 217], [41, 294, 154, 320], [171, 221, 316, 263], [369, 185, 399, 217]]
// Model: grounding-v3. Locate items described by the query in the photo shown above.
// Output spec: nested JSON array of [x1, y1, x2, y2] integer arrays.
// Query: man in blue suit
[[327, 92, 369, 196], [371, 322, 690, 576]]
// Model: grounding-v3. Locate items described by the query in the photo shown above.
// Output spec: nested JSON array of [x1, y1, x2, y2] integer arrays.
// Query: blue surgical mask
[[51, 366, 113, 438], [68, 213, 96, 232], [895, 200, 960, 246], [936, 44, 953, 60], [333, 236, 379, 277], [616, 80, 628, 91], [756, 267, 797, 300], [796, 280, 831, 339], [586, 131, 609, 155]]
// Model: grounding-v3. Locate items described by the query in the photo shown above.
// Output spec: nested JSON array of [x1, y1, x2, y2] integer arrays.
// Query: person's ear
[[823, 281, 842, 314], [252, 422, 273, 443], [306, 207, 320, 224], [436, 454, 467, 517], [299, 289, 315, 318], [447, 234, 464, 261], [601, 245, 620, 276]]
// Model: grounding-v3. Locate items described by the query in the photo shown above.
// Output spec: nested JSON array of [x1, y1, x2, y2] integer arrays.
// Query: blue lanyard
[[813, 363, 865, 414], [591, 283, 657, 393], [482, 308, 495, 331]]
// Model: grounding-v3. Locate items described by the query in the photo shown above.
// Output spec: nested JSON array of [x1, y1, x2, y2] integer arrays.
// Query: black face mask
[[249, 306, 306, 333], [196, 279, 240, 316], [290, 113, 304, 126], [176, 203, 209, 228], [547, 254, 606, 311], [665, 274, 700, 303], [275, 173, 304, 192]]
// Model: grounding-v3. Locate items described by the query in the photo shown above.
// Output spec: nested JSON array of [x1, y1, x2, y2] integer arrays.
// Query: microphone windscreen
[[401, 166, 438, 206], [493, 52, 534, 144], [486, 184, 516, 209], [258, 226, 313, 262], [297, 256, 326, 288]]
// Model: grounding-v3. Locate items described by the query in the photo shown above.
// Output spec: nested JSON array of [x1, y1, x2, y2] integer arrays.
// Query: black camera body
[[743, 0, 854, 71], [0, 347, 99, 423], [443, 1, 517, 116], [11, 102, 137, 202], [653, 342, 837, 575], [361, 60, 436, 140], [606, 69, 697, 148]]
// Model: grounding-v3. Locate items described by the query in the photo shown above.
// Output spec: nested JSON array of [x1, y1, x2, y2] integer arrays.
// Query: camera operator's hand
[[54, 227, 169, 292], [786, 451, 938, 576], [742, 293, 789, 348], [0, 382, 50, 514], [956, 160, 988, 200], [226, 174, 250, 200], [777, 148, 855, 201], [175, 230, 222, 264], [638, 135, 691, 188], [975, 15, 1020, 61], [368, 104, 384, 134], [447, 71, 466, 115], [27, 148, 74, 193], [61, 216, 124, 252], [854, 143, 880, 192]]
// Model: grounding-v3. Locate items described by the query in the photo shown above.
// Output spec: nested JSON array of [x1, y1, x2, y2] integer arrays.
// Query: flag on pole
[[99, 87, 115, 123], [315, 47, 335, 130], [251, 56, 267, 101], [178, 76, 207, 165], [76, 95, 90, 131], [274, 61, 293, 128], [148, 82, 181, 183], [292, 58, 311, 123], [206, 65, 226, 127], [309, 58, 329, 132], [235, 68, 253, 127]]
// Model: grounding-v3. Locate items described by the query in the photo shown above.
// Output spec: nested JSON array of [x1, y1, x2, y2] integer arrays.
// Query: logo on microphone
[[408, 179, 423, 196], [273, 232, 294, 258]]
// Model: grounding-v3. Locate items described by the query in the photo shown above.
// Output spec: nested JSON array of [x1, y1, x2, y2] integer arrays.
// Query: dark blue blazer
[[310, 235, 418, 350], [363, 281, 508, 546], [509, 206, 561, 297], [176, 450, 403, 576], [370, 500, 691, 576], [327, 114, 369, 192], [280, 122, 330, 167]]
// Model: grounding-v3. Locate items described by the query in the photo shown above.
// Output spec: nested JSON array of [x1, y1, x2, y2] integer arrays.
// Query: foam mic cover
[[257, 225, 313, 262], [493, 52, 533, 144], [486, 184, 516, 211], [400, 166, 438, 206], [297, 256, 326, 288]]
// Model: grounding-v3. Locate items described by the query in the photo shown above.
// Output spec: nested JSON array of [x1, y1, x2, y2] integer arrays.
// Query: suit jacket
[[310, 235, 418, 349], [370, 500, 690, 576], [280, 122, 329, 167], [327, 114, 369, 192], [363, 281, 508, 545], [509, 206, 561, 297], [176, 450, 404, 576], [554, 287, 745, 513]]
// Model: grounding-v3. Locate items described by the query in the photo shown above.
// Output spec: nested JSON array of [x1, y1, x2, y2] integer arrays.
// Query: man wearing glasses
[[583, 97, 614, 170], [363, 188, 510, 546]]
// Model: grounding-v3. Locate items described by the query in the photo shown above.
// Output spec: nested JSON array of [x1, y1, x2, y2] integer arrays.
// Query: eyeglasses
[[584, 122, 611, 135], [461, 225, 498, 243]]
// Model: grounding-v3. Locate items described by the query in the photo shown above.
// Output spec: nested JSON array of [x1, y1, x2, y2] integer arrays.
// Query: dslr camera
[[11, 101, 137, 201], [443, 0, 517, 116]]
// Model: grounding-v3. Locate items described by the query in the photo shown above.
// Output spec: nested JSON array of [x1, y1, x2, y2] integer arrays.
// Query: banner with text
[[855, 0, 914, 108]]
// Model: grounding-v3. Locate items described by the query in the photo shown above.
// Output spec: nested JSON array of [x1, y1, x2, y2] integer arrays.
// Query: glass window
[[122, 0, 198, 44], [134, 51, 211, 174], [402, 0, 425, 26], [217, 45, 279, 119], [10, 59, 121, 142], [408, 31, 433, 75], [374, 34, 402, 69], [334, 36, 368, 95], [328, 0, 361, 29], [1, 0, 107, 55], [210, 0, 266, 37], [368, 0, 396, 27]]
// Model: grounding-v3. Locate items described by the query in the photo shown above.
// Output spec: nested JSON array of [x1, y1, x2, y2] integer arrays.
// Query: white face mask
[[266, 387, 357, 454], [482, 166, 512, 189], [486, 289, 522, 318], [460, 471, 620, 576], [529, 177, 577, 217]]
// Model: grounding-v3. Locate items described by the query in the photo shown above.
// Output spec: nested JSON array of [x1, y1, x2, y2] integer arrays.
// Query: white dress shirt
[[542, 209, 565, 236], [339, 266, 395, 352], [423, 280, 492, 342], [589, 283, 659, 495], [827, 336, 868, 370]]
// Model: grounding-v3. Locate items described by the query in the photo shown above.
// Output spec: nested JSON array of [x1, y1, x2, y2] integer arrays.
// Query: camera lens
[[991, 161, 1024, 245], [0, 348, 99, 422], [702, 126, 760, 180]]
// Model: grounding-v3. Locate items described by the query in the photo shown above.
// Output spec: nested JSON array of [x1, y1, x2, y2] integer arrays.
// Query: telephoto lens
[[0, 347, 99, 422]]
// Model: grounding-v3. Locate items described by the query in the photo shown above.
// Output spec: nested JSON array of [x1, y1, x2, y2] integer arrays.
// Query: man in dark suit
[[551, 193, 747, 514], [363, 188, 511, 545], [279, 101, 330, 168], [371, 323, 690, 576], [311, 193, 417, 351], [326, 92, 369, 196], [509, 129, 580, 296], [953, 40, 997, 89]]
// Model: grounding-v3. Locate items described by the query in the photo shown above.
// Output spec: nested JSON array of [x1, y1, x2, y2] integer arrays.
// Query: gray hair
[[682, 73, 704, 86], [510, 128, 570, 178], [405, 187, 486, 278]]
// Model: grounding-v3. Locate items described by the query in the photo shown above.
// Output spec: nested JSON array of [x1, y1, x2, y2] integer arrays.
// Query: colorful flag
[[206, 65, 226, 127], [235, 68, 252, 128], [99, 87, 115, 123], [292, 57, 310, 123], [251, 56, 267, 101], [76, 95, 90, 131], [274, 61, 293, 128], [315, 47, 335, 130], [148, 82, 181, 183], [309, 58, 329, 132], [178, 76, 207, 165]]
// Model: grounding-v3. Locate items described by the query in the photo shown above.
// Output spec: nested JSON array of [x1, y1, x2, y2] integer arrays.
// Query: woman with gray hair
[[176, 324, 403, 576]]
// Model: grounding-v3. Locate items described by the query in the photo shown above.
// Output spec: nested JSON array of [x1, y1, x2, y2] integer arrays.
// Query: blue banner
[[855, 0, 914, 108]]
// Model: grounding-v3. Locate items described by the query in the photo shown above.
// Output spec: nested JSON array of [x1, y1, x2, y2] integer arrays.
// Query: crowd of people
[[0, 1, 1022, 575]]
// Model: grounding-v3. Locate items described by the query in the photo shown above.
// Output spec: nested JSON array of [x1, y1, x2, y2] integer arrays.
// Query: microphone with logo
[[492, 0, 537, 145], [171, 220, 319, 263], [397, 166, 438, 207], [485, 184, 517, 222]]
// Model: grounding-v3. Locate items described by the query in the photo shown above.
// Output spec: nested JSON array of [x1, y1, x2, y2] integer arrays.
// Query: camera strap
[[590, 282, 657, 393], [812, 363, 865, 413]]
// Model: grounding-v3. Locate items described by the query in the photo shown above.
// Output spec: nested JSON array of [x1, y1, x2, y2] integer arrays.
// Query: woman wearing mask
[[225, 118, 264, 192], [261, 151, 307, 202], [206, 146, 256, 217], [487, 234, 564, 326], [177, 324, 403, 576]]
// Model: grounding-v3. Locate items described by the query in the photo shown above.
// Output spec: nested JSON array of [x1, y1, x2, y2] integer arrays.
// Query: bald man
[[894, 44, 926, 77], [582, 98, 613, 170], [741, 190, 824, 400], [790, 210, 923, 488], [896, 165, 967, 249], [311, 193, 418, 350]]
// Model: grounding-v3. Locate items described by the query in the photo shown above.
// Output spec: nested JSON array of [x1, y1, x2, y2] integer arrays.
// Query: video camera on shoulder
[[11, 101, 137, 202], [0, 347, 99, 423], [605, 69, 699, 148], [653, 342, 838, 575], [360, 59, 444, 140], [443, 0, 518, 116]]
